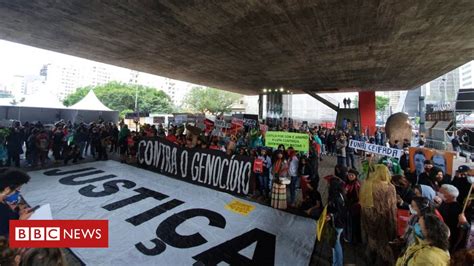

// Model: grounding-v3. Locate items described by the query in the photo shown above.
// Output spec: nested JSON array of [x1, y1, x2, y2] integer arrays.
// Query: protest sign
[[23, 161, 316, 265], [348, 140, 403, 158], [138, 138, 254, 196], [214, 119, 229, 129], [231, 118, 244, 127], [408, 147, 455, 177], [265, 131, 309, 152]]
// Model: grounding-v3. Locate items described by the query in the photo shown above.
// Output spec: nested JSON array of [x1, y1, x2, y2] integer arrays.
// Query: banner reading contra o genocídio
[[138, 137, 254, 196]]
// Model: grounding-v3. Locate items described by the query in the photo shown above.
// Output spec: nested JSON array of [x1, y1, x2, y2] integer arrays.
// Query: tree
[[183, 87, 241, 115], [63, 82, 174, 118], [376, 96, 390, 111]]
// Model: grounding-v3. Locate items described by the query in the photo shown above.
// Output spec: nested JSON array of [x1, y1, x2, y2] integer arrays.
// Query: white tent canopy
[[69, 90, 112, 111], [19, 91, 66, 109]]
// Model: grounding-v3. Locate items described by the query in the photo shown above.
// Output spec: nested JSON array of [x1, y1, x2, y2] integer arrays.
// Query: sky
[[0, 40, 108, 79]]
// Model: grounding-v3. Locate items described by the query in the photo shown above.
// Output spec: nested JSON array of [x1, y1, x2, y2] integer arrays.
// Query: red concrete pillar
[[358, 91, 376, 136]]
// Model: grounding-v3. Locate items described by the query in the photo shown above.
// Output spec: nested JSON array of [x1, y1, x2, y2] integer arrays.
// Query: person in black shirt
[[393, 175, 416, 210], [400, 148, 410, 175], [327, 177, 347, 266], [417, 159, 434, 186], [430, 167, 451, 191], [451, 165, 472, 205], [0, 168, 32, 236], [437, 184, 463, 253], [6, 121, 24, 167]]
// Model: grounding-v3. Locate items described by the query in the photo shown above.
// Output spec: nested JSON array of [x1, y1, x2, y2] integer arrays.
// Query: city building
[[460, 60, 474, 89], [421, 67, 460, 104]]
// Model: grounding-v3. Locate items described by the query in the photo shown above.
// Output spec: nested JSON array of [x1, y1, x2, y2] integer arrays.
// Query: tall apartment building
[[421, 68, 460, 104], [460, 61, 474, 89]]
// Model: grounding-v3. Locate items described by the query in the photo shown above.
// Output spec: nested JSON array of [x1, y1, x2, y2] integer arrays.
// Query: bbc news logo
[[9, 220, 108, 248]]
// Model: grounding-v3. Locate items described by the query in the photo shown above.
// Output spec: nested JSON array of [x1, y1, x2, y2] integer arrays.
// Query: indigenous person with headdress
[[360, 164, 398, 265]]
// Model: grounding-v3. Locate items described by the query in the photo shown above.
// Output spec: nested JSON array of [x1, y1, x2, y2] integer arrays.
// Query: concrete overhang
[[0, 1, 473, 94]]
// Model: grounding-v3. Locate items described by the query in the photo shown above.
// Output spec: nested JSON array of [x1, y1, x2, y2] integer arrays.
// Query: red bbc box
[[9, 220, 108, 248]]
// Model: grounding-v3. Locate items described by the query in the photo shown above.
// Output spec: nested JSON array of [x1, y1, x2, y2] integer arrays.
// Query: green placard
[[265, 131, 309, 152]]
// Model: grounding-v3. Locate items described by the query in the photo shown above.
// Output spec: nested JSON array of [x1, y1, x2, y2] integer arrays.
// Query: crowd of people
[[0, 118, 472, 265]]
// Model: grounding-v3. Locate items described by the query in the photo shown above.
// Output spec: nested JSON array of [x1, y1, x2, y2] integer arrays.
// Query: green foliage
[[376, 95, 390, 111], [63, 82, 174, 117], [183, 87, 241, 115]]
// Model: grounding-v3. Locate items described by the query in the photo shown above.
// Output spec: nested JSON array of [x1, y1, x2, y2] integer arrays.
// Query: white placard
[[349, 139, 403, 158]]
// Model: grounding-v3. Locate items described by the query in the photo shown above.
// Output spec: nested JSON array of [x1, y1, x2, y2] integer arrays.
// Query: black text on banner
[[137, 138, 254, 196]]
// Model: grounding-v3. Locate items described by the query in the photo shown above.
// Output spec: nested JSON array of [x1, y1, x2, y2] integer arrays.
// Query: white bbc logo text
[[15, 227, 60, 241]]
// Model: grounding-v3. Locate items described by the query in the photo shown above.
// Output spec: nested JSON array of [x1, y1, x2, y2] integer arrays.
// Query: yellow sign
[[265, 131, 309, 151], [316, 205, 328, 241], [225, 199, 256, 216]]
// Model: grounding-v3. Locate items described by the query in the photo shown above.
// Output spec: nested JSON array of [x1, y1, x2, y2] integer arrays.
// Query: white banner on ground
[[23, 161, 316, 265], [349, 139, 403, 158]]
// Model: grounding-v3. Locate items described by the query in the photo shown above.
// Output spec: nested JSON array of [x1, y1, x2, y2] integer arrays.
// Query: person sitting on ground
[[0, 169, 32, 236], [396, 213, 450, 266]]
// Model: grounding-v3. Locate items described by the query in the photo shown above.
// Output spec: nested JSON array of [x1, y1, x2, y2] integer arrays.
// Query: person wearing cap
[[417, 160, 434, 186], [451, 165, 472, 204]]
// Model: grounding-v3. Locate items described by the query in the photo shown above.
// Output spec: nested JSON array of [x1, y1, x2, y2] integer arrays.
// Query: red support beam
[[359, 91, 376, 136]]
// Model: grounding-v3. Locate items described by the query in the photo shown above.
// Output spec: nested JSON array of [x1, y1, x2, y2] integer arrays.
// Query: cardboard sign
[[225, 199, 256, 216], [408, 147, 455, 177], [214, 120, 229, 129], [253, 158, 263, 173], [348, 140, 403, 159], [265, 131, 309, 152], [231, 118, 244, 127]]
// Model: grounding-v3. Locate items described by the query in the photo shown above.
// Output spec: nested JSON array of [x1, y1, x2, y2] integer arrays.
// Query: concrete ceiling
[[0, 1, 473, 95]]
